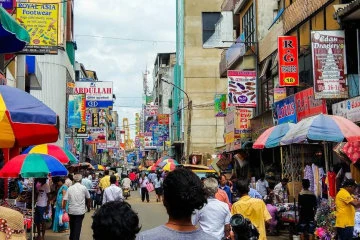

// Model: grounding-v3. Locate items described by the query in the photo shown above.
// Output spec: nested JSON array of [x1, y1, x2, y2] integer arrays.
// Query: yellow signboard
[[16, 3, 58, 54], [224, 132, 234, 144]]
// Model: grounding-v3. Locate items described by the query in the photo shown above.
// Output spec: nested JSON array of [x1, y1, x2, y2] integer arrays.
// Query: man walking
[[63, 174, 91, 240], [192, 177, 231, 240], [231, 179, 272, 240], [103, 175, 123, 204], [256, 173, 269, 198], [335, 179, 360, 240]]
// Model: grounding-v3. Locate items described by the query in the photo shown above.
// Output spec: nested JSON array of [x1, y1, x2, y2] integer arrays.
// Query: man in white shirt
[[192, 177, 231, 240], [35, 178, 50, 240], [256, 173, 270, 198], [64, 174, 90, 240], [103, 175, 124, 204], [273, 178, 289, 203]]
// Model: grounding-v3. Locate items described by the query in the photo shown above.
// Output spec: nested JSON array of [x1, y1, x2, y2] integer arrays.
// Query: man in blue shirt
[[219, 174, 232, 202]]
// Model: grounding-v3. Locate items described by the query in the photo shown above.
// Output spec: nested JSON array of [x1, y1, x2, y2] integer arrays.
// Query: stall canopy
[[0, 6, 30, 54], [253, 122, 295, 149]]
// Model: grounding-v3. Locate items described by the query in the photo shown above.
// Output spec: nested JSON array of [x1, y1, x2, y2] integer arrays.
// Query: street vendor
[[335, 179, 360, 240], [273, 178, 289, 203]]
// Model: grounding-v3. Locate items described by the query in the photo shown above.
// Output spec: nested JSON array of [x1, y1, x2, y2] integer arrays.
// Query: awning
[[0, 6, 30, 54]]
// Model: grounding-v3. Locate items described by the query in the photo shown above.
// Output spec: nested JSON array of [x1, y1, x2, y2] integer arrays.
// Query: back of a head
[[73, 174, 82, 183], [203, 177, 218, 197], [302, 179, 310, 190], [235, 179, 250, 196], [104, 170, 109, 175], [110, 175, 117, 184], [92, 201, 141, 240], [163, 168, 207, 220]]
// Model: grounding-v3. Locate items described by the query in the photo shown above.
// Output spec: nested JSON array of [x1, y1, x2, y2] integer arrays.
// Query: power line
[[75, 34, 176, 44]]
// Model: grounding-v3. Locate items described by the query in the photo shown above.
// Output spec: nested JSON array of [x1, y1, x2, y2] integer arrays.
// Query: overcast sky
[[74, 0, 176, 138]]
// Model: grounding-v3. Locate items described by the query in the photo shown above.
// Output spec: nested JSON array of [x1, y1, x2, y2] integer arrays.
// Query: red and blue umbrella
[[0, 85, 59, 148], [22, 144, 78, 164], [0, 153, 68, 178], [281, 114, 360, 145], [253, 122, 295, 149]]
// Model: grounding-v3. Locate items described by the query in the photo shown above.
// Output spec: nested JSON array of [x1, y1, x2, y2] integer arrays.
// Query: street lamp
[[161, 78, 192, 160]]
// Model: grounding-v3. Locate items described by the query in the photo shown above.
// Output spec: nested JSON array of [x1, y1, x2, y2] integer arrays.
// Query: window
[[242, 4, 255, 47], [202, 12, 221, 45], [261, 78, 274, 112]]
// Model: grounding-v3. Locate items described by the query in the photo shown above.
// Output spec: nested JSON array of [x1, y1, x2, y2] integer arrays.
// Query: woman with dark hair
[[136, 168, 217, 240], [53, 177, 69, 233], [92, 201, 141, 240], [153, 173, 163, 202]]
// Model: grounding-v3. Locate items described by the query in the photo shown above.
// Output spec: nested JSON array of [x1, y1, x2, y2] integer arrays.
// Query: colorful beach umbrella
[[147, 165, 158, 171], [253, 123, 295, 149], [22, 144, 78, 164], [0, 153, 68, 178], [281, 114, 360, 145], [0, 85, 58, 148], [0, 6, 30, 53], [158, 159, 178, 168], [96, 165, 105, 171], [162, 162, 177, 172]]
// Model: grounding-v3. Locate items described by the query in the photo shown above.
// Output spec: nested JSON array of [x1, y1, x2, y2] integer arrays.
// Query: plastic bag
[[43, 205, 52, 222], [62, 211, 69, 223], [59, 209, 63, 226]]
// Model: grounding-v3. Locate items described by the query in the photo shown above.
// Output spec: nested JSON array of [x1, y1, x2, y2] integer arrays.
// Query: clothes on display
[[326, 172, 336, 198]]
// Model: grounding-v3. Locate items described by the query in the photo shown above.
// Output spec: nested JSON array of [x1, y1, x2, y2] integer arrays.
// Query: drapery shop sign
[[311, 30, 347, 99], [75, 81, 113, 108], [332, 96, 360, 123]]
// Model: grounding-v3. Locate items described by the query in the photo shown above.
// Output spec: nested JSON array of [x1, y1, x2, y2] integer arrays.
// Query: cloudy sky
[[74, 0, 176, 138]]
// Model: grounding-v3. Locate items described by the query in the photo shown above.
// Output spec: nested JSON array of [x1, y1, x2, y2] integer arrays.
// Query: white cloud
[[74, 0, 176, 138]]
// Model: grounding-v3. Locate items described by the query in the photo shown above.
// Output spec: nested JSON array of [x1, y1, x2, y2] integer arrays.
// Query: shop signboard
[[67, 94, 86, 128], [225, 108, 235, 134], [224, 131, 234, 144], [278, 36, 299, 86], [144, 105, 158, 116], [332, 96, 360, 123], [92, 113, 99, 127], [0, 0, 13, 9], [274, 88, 287, 102], [235, 108, 254, 139], [97, 142, 107, 150], [311, 30, 348, 99], [107, 140, 119, 149], [86, 127, 106, 144], [273, 95, 297, 124], [16, 3, 58, 54], [227, 70, 257, 108], [158, 114, 169, 125], [152, 124, 169, 147], [214, 94, 227, 117], [143, 132, 153, 147], [145, 120, 157, 133], [294, 87, 327, 122], [74, 81, 113, 108]]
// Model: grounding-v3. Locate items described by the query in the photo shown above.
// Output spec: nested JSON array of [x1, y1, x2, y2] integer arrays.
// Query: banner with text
[[86, 127, 107, 144], [214, 94, 227, 117], [75, 81, 113, 108], [16, 3, 58, 54], [227, 70, 257, 107], [294, 87, 327, 122], [235, 108, 254, 139], [332, 96, 360, 123], [311, 30, 348, 99], [273, 95, 297, 124]]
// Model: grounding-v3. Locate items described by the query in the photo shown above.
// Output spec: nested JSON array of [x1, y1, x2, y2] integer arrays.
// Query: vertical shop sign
[[67, 94, 85, 128], [294, 88, 327, 122], [235, 108, 254, 139], [92, 113, 99, 127], [311, 30, 347, 99], [273, 95, 297, 124], [214, 94, 227, 117], [227, 70, 257, 107], [16, 3, 58, 54], [225, 108, 235, 134], [278, 36, 299, 86]]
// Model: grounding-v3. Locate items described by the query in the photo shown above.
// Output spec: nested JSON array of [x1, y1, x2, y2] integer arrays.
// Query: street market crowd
[[1, 167, 360, 240]]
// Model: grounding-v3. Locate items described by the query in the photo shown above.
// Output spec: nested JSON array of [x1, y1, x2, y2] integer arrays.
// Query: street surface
[[45, 190, 288, 240]]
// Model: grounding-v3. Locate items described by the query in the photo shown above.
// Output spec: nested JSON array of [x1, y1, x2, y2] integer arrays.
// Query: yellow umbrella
[[162, 162, 176, 171]]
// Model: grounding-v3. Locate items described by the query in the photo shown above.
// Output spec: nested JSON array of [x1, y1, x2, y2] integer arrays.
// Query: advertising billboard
[[144, 105, 158, 116], [16, 3, 58, 54], [235, 108, 254, 139], [67, 94, 86, 128], [74, 81, 113, 108], [294, 88, 327, 122], [311, 30, 347, 99], [214, 94, 227, 117], [227, 70, 257, 108], [273, 95, 297, 124], [158, 114, 169, 125], [278, 36, 299, 86], [332, 96, 360, 123], [86, 127, 106, 144]]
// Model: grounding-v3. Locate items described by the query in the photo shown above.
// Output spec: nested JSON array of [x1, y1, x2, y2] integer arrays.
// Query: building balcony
[[221, 0, 236, 11]]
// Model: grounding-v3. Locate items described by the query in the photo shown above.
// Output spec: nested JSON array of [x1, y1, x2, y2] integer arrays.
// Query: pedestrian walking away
[[139, 173, 150, 202], [63, 174, 91, 240], [103, 175, 124, 204]]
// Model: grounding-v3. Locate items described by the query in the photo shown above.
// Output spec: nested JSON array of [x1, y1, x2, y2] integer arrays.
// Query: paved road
[[44, 190, 289, 240]]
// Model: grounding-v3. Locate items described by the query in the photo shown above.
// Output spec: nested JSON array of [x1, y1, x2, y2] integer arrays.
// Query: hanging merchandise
[[341, 141, 360, 164], [326, 171, 336, 198]]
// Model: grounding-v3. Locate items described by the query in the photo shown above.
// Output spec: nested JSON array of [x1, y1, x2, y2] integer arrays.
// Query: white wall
[[31, 50, 75, 147]]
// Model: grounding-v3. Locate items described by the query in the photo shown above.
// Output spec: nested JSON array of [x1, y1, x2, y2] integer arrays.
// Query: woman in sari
[[52, 178, 69, 232]]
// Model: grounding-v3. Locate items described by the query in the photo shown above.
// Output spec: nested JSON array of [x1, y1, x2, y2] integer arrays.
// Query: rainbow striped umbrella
[[0, 85, 58, 148], [22, 144, 78, 164], [0, 154, 68, 178]]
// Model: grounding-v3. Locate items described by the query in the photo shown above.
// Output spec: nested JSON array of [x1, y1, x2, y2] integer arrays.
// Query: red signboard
[[158, 114, 169, 125], [278, 36, 299, 87], [294, 88, 327, 122]]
